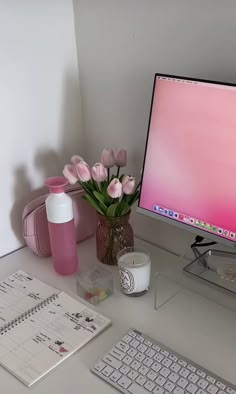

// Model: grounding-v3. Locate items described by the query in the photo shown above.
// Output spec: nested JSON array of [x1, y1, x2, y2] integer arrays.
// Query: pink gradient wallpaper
[[140, 77, 236, 240]]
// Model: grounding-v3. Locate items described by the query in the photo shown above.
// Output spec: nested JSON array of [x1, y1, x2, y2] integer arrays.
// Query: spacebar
[[128, 383, 149, 394]]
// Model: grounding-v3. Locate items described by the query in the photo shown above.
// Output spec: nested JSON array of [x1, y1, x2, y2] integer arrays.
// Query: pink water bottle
[[45, 176, 78, 275]]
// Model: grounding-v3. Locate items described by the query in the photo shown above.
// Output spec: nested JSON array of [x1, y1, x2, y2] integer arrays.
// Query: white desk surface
[[1, 237, 236, 393]]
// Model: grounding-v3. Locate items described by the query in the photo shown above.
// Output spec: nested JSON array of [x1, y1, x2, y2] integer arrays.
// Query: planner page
[[0, 271, 58, 328], [0, 291, 111, 386]]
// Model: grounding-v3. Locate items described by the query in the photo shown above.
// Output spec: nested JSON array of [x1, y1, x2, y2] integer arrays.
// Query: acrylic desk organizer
[[76, 266, 113, 305], [154, 250, 236, 314], [184, 248, 236, 294]]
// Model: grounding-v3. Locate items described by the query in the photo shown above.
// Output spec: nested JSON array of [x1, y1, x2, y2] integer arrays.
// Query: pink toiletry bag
[[22, 184, 96, 257]]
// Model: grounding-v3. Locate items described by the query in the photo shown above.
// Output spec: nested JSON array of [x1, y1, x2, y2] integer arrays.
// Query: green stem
[[107, 168, 110, 183], [135, 180, 141, 192], [116, 166, 120, 178]]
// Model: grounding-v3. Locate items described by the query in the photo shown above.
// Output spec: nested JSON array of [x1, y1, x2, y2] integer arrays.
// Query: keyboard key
[[136, 374, 147, 386], [187, 383, 198, 394], [165, 381, 175, 392], [189, 373, 199, 384], [188, 365, 197, 373], [116, 341, 129, 352], [144, 340, 152, 347], [171, 363, 181, 373], [143, 357, 153, 367], [161, 349, 169, 357], [123, 355, 133, 365], [162, 358, 172, 368], [154, 353, 164, 363], [155, 376, 166, 386], [154, 387, 164, 394], [139, 365, 149, 376], [110, 370, 122, 382], [123, 335, 132, 344], [144, 380, 156, 391], [102, 365, 114, 377], [178, 378, 188, 388], [216, 382, 226, 390], [198, 379, 209, 390], [169, 354, 178, 362], [207, 385, 218, 394], [131, 360, 141, 371], [207, 376, 216, 384], [136, 335, 144, 342], [174, 388, 184, 394], [138, 344, 148, 353], [110, 347, 125, 360], [128, 370, 139, 380], [226, 389, 236, 394], [197, 390, 207, 394], [120, 364, 130, 375], [94, 361, 106, 372], [151, 362, 162, 373], [129, 330, 137, 337], [128, 347, 138, 357], [145, 348, 156, 358], [169, 372, 179, 383], [103, 355, 122, 369], [179, 368, 190, 378], [128, 382, 150, 394], [152, 344, 161, 352], [118, 375, 132, 389], [197, 370, 206, 378], [178, 359, 187, 367], [130, 339, 140, 349], [147, 370, 157, 381], [160, 367, 170, 378], [136, 352, 146, 362]]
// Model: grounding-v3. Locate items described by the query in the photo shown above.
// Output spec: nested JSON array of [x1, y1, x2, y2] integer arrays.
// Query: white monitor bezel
[[137, 73, 236, 249]]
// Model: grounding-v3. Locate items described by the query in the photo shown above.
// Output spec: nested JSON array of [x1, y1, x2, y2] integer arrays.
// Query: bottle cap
[[45, 177, 68, 194]]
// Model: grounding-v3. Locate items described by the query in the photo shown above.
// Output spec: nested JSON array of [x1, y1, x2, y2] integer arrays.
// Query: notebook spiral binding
[[0, 293, 59, 335]]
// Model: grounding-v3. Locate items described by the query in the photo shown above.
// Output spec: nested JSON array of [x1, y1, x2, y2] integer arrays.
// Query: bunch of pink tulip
[[63, 149, 140, 217]]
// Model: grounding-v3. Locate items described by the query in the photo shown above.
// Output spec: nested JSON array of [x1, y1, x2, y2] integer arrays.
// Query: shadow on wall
[[10, 165, 46, 244], [10, 70, 83, 247]]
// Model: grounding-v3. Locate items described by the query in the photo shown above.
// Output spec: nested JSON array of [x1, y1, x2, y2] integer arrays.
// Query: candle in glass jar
[[117, 247, 151, 296]]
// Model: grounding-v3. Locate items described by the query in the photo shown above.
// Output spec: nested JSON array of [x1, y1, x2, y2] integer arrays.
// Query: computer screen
[[138, 74, 236, 247]]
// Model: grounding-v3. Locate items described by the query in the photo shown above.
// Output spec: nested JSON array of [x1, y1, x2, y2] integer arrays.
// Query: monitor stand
[[183, 236, 236, 296]]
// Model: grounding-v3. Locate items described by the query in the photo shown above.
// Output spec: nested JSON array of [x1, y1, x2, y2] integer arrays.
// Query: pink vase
[[96, 212, 134, 265]]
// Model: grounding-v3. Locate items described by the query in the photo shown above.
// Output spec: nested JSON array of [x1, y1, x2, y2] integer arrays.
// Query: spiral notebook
[[0, 270, 111, 386]]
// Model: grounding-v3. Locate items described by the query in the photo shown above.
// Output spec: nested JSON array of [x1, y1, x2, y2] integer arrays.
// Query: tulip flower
[[71, 155, 84, 166], [76, 161, 91, 182], [91, 163, 108, 182], [101, 149, 115, 168], [63, 164, 79, 185], [122, 175, 136, 195], [107, 178, 122, 198], [115, 149, 127, 167]]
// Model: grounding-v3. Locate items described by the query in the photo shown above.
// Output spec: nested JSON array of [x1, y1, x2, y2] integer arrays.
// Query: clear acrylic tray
[[184, 249, 236, 294], [154, 250, 236, 314]]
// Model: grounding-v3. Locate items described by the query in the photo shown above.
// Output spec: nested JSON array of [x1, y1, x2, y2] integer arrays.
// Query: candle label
[[119, 268, 135, 293]]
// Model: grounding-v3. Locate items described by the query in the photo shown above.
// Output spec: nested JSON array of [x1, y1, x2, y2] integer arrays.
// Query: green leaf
[[116, 201, 130, 216], [106, 203, 118, 217], [83, 194, 104, 215], [93, 191, 107, 211], [119, 174, 125, 182]]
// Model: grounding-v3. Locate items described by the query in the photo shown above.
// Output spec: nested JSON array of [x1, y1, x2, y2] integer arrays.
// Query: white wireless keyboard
[[91, 329, 236, 394]]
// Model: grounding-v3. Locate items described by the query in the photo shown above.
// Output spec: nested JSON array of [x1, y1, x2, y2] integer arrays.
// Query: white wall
[[73, 0, 236, 255], [0, 1, 83, 257]]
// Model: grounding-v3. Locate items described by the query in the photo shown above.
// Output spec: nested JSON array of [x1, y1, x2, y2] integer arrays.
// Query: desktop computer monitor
[[138, 73, 236, 248]]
